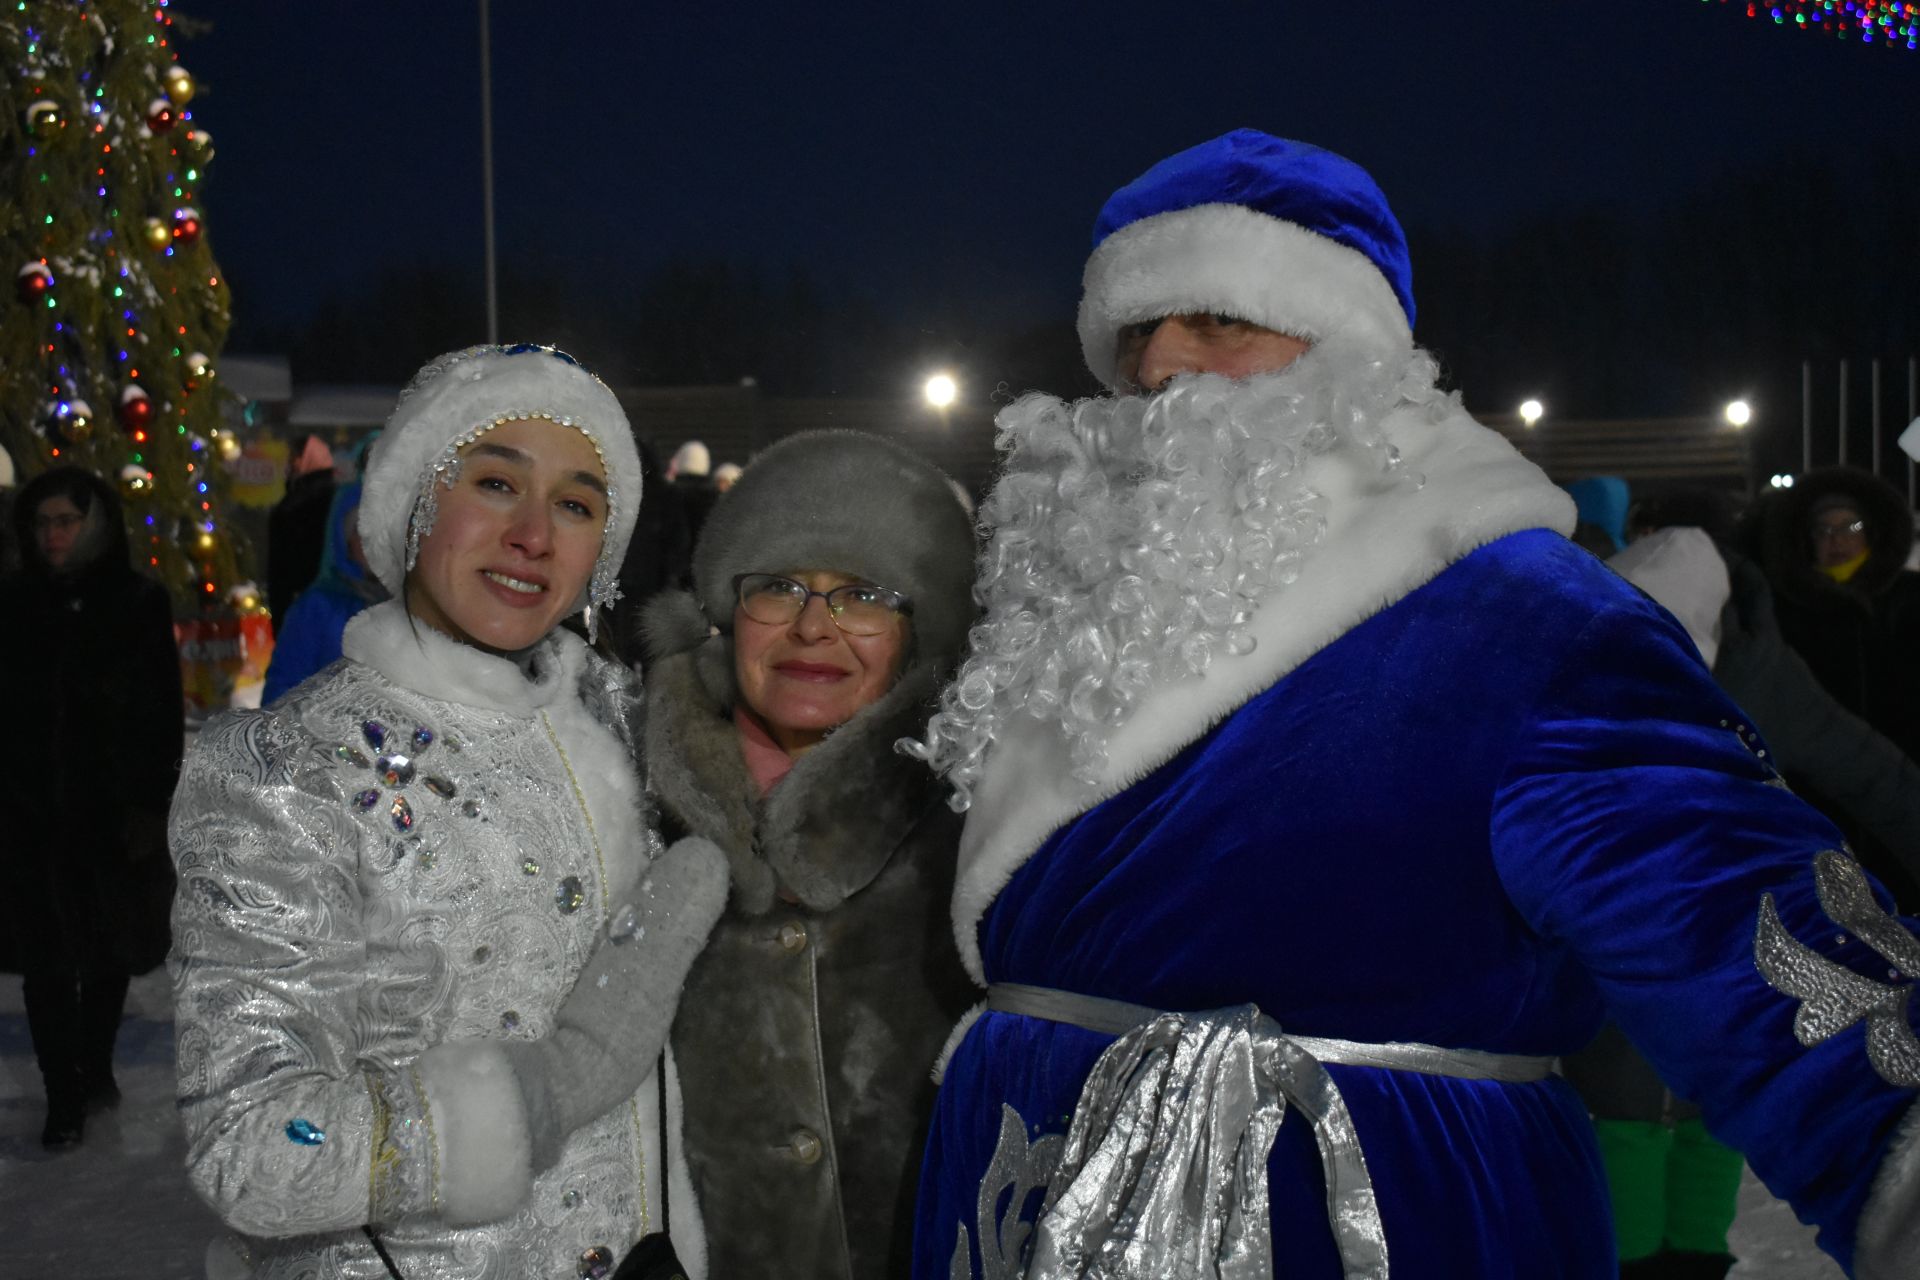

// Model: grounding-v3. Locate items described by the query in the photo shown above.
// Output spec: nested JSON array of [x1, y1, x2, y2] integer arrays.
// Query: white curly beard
[[904, 342, 1451, 810]]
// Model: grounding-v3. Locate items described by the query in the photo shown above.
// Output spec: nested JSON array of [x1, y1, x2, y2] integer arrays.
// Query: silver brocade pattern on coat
[[169, 651, 657, 1279]]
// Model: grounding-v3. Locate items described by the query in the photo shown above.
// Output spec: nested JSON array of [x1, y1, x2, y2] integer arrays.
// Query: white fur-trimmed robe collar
[[950, 402, 1575, 982], [342, 599, 651, 904], [342, 599, 581, 715]]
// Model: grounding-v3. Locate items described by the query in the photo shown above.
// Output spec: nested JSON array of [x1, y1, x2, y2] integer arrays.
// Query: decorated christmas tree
[[1, 0, 239, 611]]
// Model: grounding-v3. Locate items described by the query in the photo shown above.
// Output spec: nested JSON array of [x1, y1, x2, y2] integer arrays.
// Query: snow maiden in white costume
[[908, 132, 1920, 1278], [168, 345, 726, 1279]]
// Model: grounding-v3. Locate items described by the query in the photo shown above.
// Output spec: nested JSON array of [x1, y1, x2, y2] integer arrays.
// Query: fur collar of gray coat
[[642, 589, 948, 916]]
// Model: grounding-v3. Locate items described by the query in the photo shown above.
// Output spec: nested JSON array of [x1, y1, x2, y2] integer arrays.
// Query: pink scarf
[[733, 703, 798, 796]]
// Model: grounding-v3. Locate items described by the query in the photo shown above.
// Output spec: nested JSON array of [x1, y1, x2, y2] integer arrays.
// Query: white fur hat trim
[[357, 346, 642, 614], [1077, 202, 1413, 389]]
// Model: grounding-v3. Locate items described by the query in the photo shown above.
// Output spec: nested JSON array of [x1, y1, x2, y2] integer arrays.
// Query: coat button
[[787, 1128, 823, 1164], [776, 921, 808, 953]]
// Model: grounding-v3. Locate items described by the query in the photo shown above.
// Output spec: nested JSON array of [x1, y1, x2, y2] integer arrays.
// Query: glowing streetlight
[[1518, 399, 1544, 428], [1723, 399, 1753, 428], [924, 373, 958, 409]]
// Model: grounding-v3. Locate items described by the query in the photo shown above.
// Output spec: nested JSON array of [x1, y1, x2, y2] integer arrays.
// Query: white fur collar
[[342, 599, 582, 716], [949, 402, 1574, 981], [342, 601, 650, 904]]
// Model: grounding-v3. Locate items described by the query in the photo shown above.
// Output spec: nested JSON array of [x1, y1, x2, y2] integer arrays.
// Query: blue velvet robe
[[917, 530, 1918, 1278]]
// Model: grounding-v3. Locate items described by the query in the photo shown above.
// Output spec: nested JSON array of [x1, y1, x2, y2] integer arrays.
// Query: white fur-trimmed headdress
[[1077, 129, 1417, 388], [357, 344, 642, 638]]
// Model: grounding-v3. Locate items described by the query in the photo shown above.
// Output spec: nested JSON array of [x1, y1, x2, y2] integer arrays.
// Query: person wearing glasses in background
[[1741, 467, 1920, 768], [639, 429, 978, 1280]]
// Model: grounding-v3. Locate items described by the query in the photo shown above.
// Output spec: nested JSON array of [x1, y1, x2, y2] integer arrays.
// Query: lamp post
[[1518, 399, 1544, 429], [1723, 399, 1753, 429], [479, 0, 498, 343]]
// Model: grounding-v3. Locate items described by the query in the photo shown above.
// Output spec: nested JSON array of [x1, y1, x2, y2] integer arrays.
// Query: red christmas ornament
[[172, 207, 202, 246], [146, 97, 176, 133], [117, 385, 154, 433], [15, 262, 53, 302]]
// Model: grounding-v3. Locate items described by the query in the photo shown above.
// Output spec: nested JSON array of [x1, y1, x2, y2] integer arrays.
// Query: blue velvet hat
[[1078, 129, 1416, 387]]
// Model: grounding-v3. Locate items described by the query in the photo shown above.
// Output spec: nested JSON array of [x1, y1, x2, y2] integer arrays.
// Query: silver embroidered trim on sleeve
[[1755, 850, 1920, 1089]]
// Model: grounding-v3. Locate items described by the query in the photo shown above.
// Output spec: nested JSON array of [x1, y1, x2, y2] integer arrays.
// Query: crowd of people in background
[[0, 129, 1917, 1280]]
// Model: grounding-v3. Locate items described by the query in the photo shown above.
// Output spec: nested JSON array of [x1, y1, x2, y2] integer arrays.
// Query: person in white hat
[[909, 131, 1920, 1279], [168, 344, 726, 1279]]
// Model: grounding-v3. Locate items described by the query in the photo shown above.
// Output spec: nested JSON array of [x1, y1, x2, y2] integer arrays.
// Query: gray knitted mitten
[[502, 834, 727, 1171]]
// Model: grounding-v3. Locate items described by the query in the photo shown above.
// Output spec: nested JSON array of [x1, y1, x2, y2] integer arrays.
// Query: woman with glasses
[[167, 345, 727, 1278], [0, 466, 183, 1149], [1742, 466, 1920, 770], [640, 429, 978, 1280]]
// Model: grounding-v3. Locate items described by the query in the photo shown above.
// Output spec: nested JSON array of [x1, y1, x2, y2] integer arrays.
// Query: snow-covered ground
[[0, 971, 1849, 1278]]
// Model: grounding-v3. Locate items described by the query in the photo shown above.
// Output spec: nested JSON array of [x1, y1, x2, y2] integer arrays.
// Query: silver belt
[[982, 982, 1558, 1278], [986, 981, 1557, 1082]]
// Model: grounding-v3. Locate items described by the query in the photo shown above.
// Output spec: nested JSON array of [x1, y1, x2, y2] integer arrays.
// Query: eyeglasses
[[733, 573, 912, 636], [1811, 519, 1866, 542], [33, 512, 84, 535]]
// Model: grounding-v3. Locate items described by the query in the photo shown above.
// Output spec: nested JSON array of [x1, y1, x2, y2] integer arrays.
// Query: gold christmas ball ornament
[[119, 464, 153, 497], [214, 430, 241, 462], [25, 99, 64, 138], [64, 398, 94, 443], [185, 350, 214, 389], [184, 128, 214, 162], [164, 65, 196, 106], [143, 217, 172, 251]]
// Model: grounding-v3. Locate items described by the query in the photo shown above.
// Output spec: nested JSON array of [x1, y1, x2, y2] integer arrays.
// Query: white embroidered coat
[[168, 601, 704, 1279]]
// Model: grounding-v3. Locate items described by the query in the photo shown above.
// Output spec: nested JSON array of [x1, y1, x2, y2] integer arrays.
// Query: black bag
[[613, 1061, 686, 1279], [612, 1230, 688, 1280]]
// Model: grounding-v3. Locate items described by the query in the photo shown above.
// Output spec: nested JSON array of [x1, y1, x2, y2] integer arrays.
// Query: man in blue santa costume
[[905, 129, 1920, 1279]]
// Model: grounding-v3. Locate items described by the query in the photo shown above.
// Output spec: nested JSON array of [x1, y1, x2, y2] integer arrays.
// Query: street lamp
[[1723, 399, 1753, 428], [924, 373, 958, 409], [1518, 399, 1544, 428]]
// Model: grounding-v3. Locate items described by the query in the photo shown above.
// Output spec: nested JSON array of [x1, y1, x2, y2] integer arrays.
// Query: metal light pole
[[479, 0, 499, 343], [1801, 361, 1812, 475], [1872, 358, 1883, 477], [1838, 359, 1849, 467]]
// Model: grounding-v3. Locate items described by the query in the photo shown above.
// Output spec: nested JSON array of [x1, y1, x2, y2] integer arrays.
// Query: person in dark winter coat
[[0, 466, 183, 1149], [642, 430, 979, 1280], [666, 439, 721, 576], [265, 433, 336, 624], [608, 438, 691, 666], [1741, 466, 1920, 765], [260, 466, 387, 704]]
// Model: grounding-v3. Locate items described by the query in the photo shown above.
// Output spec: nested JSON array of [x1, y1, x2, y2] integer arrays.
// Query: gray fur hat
[[645, 430, 976, 695], [701, 429, 974, 655]]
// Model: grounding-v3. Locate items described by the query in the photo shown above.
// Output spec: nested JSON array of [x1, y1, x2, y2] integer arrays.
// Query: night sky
[[174, 0, 1917, 454]]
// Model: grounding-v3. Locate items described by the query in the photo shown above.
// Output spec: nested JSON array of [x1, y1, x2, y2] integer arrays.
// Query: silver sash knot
[[983, 983, 1555, 1280]]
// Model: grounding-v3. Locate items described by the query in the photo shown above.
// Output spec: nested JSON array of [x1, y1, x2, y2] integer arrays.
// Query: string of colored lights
[[1705, 0, 1920, 49]]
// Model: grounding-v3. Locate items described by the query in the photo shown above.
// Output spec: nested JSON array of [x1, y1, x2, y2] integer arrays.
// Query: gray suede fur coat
[[644, 596, 974, 1280]]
